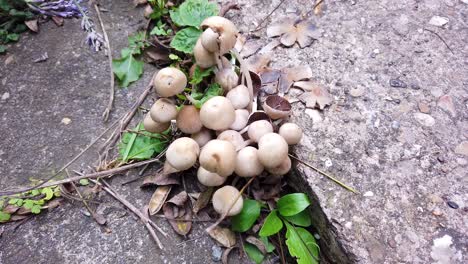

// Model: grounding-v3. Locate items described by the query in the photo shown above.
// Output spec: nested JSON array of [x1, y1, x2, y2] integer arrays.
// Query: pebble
[[363, 191, 374, 197], [391, 121, 400, 130], [414, 113, 435, 127], [350, 87, 365, 97], [454, 141, 468, 156], [447, 201, 459, 209], [411, 84, 421, 90], [418, 102, 430, 113], [389, 79, 407, 88], [61, 117, 72, 125], [1, 92, 9, 100], [437, 95, 456, 117], [211, 245, 223, 262], [429, 16, 449, 27], [432, 209, 442, 216]]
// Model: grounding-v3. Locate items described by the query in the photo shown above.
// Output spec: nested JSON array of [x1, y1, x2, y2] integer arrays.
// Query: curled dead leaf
[[25, 20, 38, 32], [143, 43, 170, 65], [208, 226, 237, 247], [278, 66, 312, 95], [193, 187, 214, 214], [148, 185, 172, 215], [246, 236, 267, 254], [141, 169, 180, 187], [222, 246, 238, 264], [267, 19, 320, 48], [163, 191, 192, 235], [245, 55, 271, 74], [295, 81, 332, 109]]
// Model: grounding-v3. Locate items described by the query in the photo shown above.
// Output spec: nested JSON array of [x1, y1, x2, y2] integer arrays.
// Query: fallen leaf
[[92, 212, 107, 225], [208, 226, 237, 247], [262, 82, 278, 95], [259, 39, 281, 54], [260, 69, 281, 84], [246, 236, 267, 254], [148, 185, 172, 215], [222, 246, 238, 264], [141, 169, 180, 187], [240, 40, 263, 58], [245, 55, 271, 73], [297, 82, 333, 110], [25, 20, 38, 32], [2, 204, 19, 214], [278, 66, 313, 95], [163, 191, 192, 235], [166, 191, 188, 206], [133, 0, 148, 6], [33, 52, 48, 63], [9, 215, 29, 221], [52, 16, 64, 27], [267, 19, 320, 48], [143, 43, 170, 64], [193, 187, 214, 214]]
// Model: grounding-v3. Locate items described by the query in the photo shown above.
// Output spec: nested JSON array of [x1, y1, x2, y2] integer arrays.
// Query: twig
[[289, 154, 359, 194], [219, 2, 240, 17], [90, 179, 166, 249], [152, 214, 215, 222], [0, 157, 163, 196], [94, 3, 115, 122], [251, 0, 286, 32], [277, 233, 286, 264], [423, 28, 454, 55]]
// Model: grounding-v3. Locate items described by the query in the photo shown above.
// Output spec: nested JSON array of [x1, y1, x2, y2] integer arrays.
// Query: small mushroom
[[201, 16, 238, 54], [201, 28, 220, 53], [226, 85, 250, 109], [217, 130, 245, 150], [194, 38, 216, 68], [266, 156, 291, 176], [235, 146, 264, 177], [166, 137, 200, 170], [176, 105, 203, 134], [197, 166, 227, 187], [247, 120, 273, 142], [143, 113, 170, 133], [154, 67, 187, 97], [191, 128, 212, 147], [262, 95, 291, 120], [279, 123, 303, 145], [215, 68, 239, 92], [150, 98, 178, 123], [200, 96, 235, 131], [199, 139, 236, 177], [212, 185, 244, 216], [230, 109, 249, 131], [257, 133, 288, 168]]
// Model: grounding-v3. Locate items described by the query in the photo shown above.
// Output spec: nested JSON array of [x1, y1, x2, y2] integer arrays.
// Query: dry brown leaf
[[143, 44, 170, 65], [133, 0, 148, 6], [208, 226, 237, 247], [163, 191, 192, 235], [267, 19, 320, 48], [148, 185, 172, 215], [259, 39, 281, 54], [51, 16, 64, 26], [246, 236, 267, 254], [240, 40, 263, 58], [141, 170, 180, 187], [277, 66, 312, 95], [296, 81, 332, 109], [222, 246, 238, 264], [245, 55, 271, 73], [260, 69, 281, 84], [25, 20, 38, 32], [9, 215, 29, 221], [193, 187, 214, 214]]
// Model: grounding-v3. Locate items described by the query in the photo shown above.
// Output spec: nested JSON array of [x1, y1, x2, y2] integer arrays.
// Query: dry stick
[[289, 154, 359, 194], [423, 28, 454, 55], [277, 233, 286, 264], [66, 170, 102, 226], [251, 0, 287, 32], [90, 179, 166, 249], [94, 4, 115, 122], [206, 175, 257, 232], [0, 157, 163, 196]]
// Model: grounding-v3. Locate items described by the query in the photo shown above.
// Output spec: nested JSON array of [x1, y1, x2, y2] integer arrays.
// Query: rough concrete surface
[[1, 0, 467, 263]]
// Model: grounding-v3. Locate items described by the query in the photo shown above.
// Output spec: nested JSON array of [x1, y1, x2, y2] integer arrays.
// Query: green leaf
[[0, 211, 11, 222], [150, 21, 172, 36], [79, 179, 89, 186], [118, 123, 168, 161], [169, 0, 218, 27], [31, 204, 41, 214], [231, 199, 261, 232], [6, 33, 19, 42], [190, 66, 214, 85], [170, 27, 201, 54], [0, 45, 6, 54], [112, 53, 144, 87], [15, 198, 23, 206], [277, 193, 311, 217], [23, 199, 34, 209], [259, 210, 283, 237], [244, 242, 265, 264], [169, 53, 180, 61], [284, 210, 312, 227], [285, 222, 319, 264], [41, 187, 54, 200], [127, 31, 147, 55], [30, 189, 40, 196], [8, 198, 18, 205], [0, 0, 13, 11], [260, 237, 276, 253], [192, 83, 223, 108]]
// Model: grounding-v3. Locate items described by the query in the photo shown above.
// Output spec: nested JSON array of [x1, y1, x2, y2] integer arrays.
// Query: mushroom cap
[[235, 146, 264, 177], [201, 27, 220, 53], [197, 166, 227, 187], [154, 67, 187, 97], [166, 137, 200, 170], [212, 185, 244, 216], [230, 109, 249, 131], [217, 130, 245, 150], [194, 38, 216, 68], [150, 98, 178, 123], [199, 139, 236, 177], [191, 128, 212, 147], [176, 105, 203, 134], [215, 68, 239, 92], [201, 16, 238, 54], [263, 95, 292, 120], [279, 123, 303, 145], [226, 85, 250, 109], [200, 96, 236, 130], [266, 156, 291, 175], [247, 120, 273, 142], [143, 113, 170, 133], [257, 133, 289, 168]]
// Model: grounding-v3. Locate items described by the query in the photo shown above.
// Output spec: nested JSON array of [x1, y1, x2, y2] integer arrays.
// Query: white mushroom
[[230, 109, 249, 131], [166, 137, 200, 170], [176, 105, 203, 134], [279, 123, 303, 145], [200, 96, 235, 131], [191, 128, 213, 147], [266, 156, 291, 176], [226, 85, 250, 109], [150, 98, 178, 123], [212, 185, 243, 216], [197, 166, 227, 187], [217, 130, 245, 150], [199, 139, 236, 177], [257, 133, 288, 168], [247, 120, 273, 142], [194, 38, 216, 68], [153, 67, 187, 97], [235, 146, 264, 177], [143, 113, 170, 133]]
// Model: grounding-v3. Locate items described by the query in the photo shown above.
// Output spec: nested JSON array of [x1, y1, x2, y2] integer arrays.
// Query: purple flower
[[27, 0, 84, 18]]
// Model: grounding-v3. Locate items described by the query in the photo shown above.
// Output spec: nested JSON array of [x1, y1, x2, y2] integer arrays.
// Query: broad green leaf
[[192, 83, 223, 108], [259, 210, 283, 237], [169, 53, 180, 61], [15, 198, 23, 206], [0, 0, 13, 11], [0, 211, 10, 222], [8, 198, 18, 205], [169, 0, 218, 27], [79, 179, 90, 186], [244, 242, 265, 264], [41, 187, 54, 200], [6, 33, 19, 42], [190, 66, 214, 85], [0, 45, 6, 54], [127, 31, 147, 55], [285, 222, 319, 264], [231, 199, 261, 232], [23, 199, 34, 209], [118, 123, 168, 161], [35, 199, 45, 205], [112, 53, 144, 87], [30, 189, 40, 196], [260, 237, 276, 253], [284, 210, 312, 227], [170, 27, 201, 54], [31, 204, 41, 214], [150, 21, 172, 36], [277, 193, 311, 216]]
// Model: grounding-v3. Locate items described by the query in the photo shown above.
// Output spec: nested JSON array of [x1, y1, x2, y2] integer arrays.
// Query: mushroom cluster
[[144, 16, 304, 217]]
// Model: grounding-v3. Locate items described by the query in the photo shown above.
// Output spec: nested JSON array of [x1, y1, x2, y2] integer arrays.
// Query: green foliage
[[191, 83, 223, 108], [113, 32, 147, 87], [0, 44, 6, 54], [283, 210, 312, 227], [244, 242, 265, 264], [259, 210, 283, 237], [231, 199, 261, 232], [277, 193, 311, 216], [118, 122, 168, 162], [285, 222, 319, 264], [169, 0, 218, 28], [0, 0, 35, 53], [79, 179, 90, 186], [150, 20, 172, 36], [0, 211, 10, 222], [170, 27, 201, 54], [190, 66, 214, 85], [260, 237, 276, 253], [148, 0, 168, 20]]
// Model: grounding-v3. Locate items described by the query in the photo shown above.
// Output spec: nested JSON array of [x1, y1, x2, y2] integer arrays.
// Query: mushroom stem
[[184, 93, 198, 105], [214, 52, 223, 70], [235, 139, 253, 151], [232, 49, 254, 111], [206, 174, 258, 233]]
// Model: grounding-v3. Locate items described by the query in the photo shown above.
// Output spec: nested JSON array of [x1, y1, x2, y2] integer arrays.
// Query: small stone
[[305, 109, 323, 123], [211, 245, 222, 262], [454, 141, 468, 156], [414, 113, 435, 127], [363, 191, 374, 197], [432, 209, 442, 216], [437, 155, 445, 163], [437, 95, 456, 117], [389, 78, 407, 88], [391, 121, 400, 130], [429, 16, 449, 27], [1, 92, 9, 100], [61, 117, 72, 125], [350, 87, 365, 97], [418, 102, 430, 113], [344, 222, 352, 229], [411, 84, 421, 90], [447, 201, 459, 209]]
